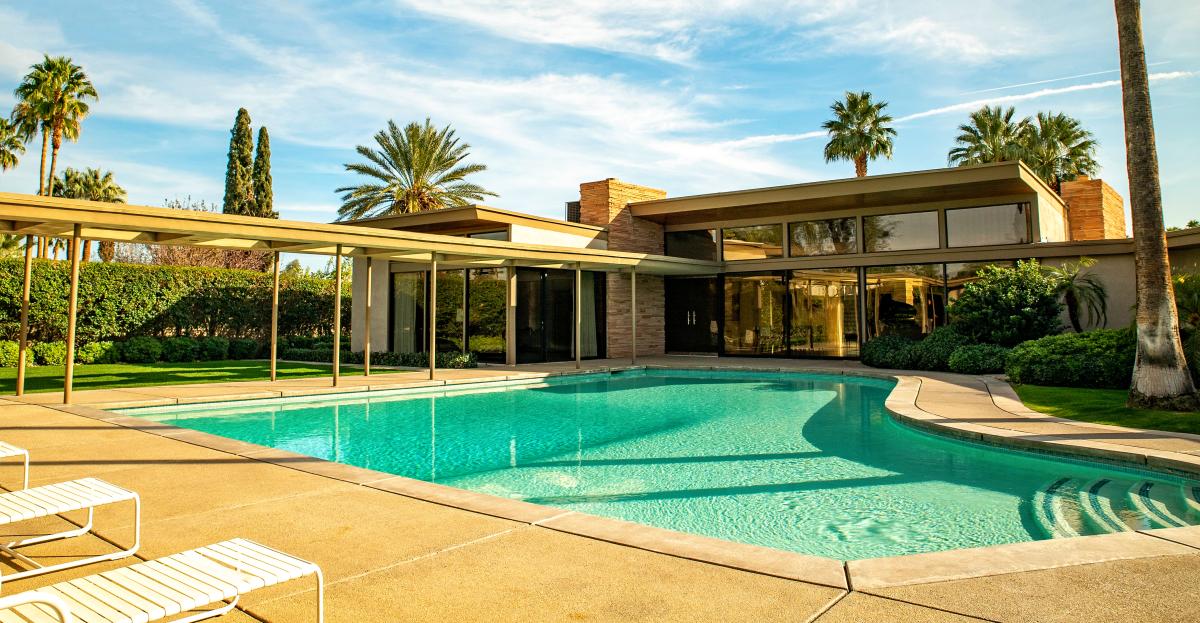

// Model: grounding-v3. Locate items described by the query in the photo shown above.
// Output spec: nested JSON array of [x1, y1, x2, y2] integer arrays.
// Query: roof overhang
[[0, 193, 715, 276], [629, 161, 1065, 226], [344, 204, 607, 239]]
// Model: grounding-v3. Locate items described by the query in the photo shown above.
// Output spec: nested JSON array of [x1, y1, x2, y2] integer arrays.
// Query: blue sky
[[2, 0, 1198, 240]]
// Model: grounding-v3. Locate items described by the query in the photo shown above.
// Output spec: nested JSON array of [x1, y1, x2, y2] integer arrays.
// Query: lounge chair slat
[[81, 576, 165, 622], [122, 564, 213, 609], [157, 556, 239, 598], [4, 604, 62, 623], [137, 561, 225, 604], [194, 546, 282, 587], [205, 542, 296, 579], [42, 585, 115, 623], [102, 568, 190, 616], [225, 539, 315, 575]]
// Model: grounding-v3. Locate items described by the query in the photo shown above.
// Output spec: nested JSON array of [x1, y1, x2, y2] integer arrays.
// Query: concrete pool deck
[[2, 357, 1200, 621]]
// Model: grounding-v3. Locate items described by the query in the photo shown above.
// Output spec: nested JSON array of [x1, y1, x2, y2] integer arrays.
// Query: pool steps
[[1034, 477, 1200, 538]]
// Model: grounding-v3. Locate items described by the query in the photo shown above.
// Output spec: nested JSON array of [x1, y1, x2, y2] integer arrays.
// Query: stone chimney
[[1060, 176, 1127, 240], [577, 178, 668, 358]]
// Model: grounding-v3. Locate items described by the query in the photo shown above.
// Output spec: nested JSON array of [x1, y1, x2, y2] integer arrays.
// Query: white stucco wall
[[509, 224, 607, 249]]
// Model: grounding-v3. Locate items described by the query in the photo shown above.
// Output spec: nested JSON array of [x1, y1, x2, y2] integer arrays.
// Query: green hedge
[[910, 327, 973, 372], [948, 344, 1009, 375], [0, 259, 349, 344], [280, 347, 477, 369], [861, 334, 917, 369], [1005, 328, 1136, 389]]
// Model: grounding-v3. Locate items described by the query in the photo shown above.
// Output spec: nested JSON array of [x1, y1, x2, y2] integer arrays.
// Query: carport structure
[[0, 192, 717, 403]]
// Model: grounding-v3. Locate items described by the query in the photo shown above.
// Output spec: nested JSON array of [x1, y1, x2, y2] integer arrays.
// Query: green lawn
[[0, 360, 398, 394], [1014, 384, 1200, 435]]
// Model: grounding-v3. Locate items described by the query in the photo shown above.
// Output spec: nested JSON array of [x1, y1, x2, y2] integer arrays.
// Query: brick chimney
[[1060, 176, 1127, 240], [577, 178, 668, 358]]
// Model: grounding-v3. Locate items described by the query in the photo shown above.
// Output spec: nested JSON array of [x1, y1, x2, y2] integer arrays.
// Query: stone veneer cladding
[[578, 179, 668, 357], [1061, 177, 1127, 241]]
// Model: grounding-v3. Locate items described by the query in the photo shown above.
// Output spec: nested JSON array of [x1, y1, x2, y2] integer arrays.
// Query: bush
[[229, 338, 260, 359], [1185, 330, 1199, 385], [161, 337, 200, 362], [280, 347, 330, 363], [76, 340, 119, 364], [32, 341, 67, 366], [910, 327, 973, 371], [198, 336, 230, 361], [120, 336, 162, 363], [948, 344, 1010, 375], [862, 334, 917, 369], [0, 341, 17, 367], [1005, 328, 1136, 389], [948, 259, 1063, 347]]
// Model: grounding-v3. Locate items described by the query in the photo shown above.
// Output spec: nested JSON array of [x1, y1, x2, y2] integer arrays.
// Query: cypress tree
[[222, 108, 255, 215], [252, 126, 276, 218]]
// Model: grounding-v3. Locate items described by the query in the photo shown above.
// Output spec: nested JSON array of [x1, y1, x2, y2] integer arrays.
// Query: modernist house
[[348, 161, 1200, 364]]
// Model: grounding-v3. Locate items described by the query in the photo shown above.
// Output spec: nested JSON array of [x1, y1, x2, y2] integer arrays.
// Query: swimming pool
[[121, 369, 1200, 560]]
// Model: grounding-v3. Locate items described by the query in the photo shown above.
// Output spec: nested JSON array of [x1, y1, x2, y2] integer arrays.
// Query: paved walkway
[[1, 358, 1199, 622]]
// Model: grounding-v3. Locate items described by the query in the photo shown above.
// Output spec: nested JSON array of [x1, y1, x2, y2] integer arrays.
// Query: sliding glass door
[[788, 268, 860, 358], [515, 268, 605, 363]]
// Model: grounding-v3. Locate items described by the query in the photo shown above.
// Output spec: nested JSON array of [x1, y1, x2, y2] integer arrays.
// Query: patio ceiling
[[0, 193, 718, 275]]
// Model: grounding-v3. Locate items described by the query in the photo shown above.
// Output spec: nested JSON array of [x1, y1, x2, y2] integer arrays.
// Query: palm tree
[[0, 118, 25, 171], [52, 167, 126, 261], [11, 76, 52, 196], [1114, 0, 1197, 409], [1044, 257, 1108, 333], [948, 106, 1030, 166], [821, 91, 896, 177], [336, 118, 497, 220], [15, 56, 98, 198], [1022, 112, 1100, 192]]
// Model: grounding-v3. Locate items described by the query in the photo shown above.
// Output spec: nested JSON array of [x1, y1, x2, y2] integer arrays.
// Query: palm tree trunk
[[1066, 290, 1083, 333], [46, 144, 59, 197], [37, 129, 48, 195], [81, 240, 91, 262], [1115, 0, 1198, 409], [854, 154, 867, 177]]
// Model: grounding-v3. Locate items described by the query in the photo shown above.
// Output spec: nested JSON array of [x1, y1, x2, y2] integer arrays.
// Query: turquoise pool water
[[122, 369, 1200, 559]]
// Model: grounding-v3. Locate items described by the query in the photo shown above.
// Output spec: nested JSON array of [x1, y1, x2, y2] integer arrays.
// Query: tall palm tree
[[821, 91, 896, 177], [11, 74, 52, 196], [1114, 0, 1197, 409], [336, 118, 497, 220], [15, 56, 98, 198], [52, 167, 126, 261], [1022, 112, 1100, 192], [0, 118, 25, 171], [948, 106, 1030, 166], [1044, 257, 1108, 333]]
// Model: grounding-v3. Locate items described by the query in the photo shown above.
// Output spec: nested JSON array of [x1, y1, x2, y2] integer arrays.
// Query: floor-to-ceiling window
[[864, 264, 945, 340], [436, 270, 465, 353], [788, 268, 860, 358], [467, 268, 507, 362], [723, 273, 786, 355], [391, 271, 426, 354], [515, 268, 605, 363]]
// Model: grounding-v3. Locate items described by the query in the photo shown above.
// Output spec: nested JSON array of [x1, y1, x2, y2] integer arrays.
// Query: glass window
[[467, 230, 508, 241], [863, 211, 939, 252], [391, 272, 426, 354], [723, 274, 786, 355], [467, 268, 507, 362], [789, 217, 858, 256], [665, 229, 719, 261], [865, 264, 945, 340], [788, 268, 860, 358], [722, 224, 784, 260], [946, 204, 1030, 247], [435, 270, 465, 354]]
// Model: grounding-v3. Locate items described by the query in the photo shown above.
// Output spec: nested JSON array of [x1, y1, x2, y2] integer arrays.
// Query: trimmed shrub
[[281, 348, 478, 369], [121, 336, 162, 363], [161, 337, 200, 362], [948, 344, 1009, 375], [862, 334, 917, 370], [198, 336, 230, 361], [229, 338, 260, 359], [76, 341, 119, 364], [1005, 328, 1136, 389], [280, 347, 330, 363], [32, 341, 67, 366], [948, 259, 1063, 347], [1185, 330, 1199, 385], [0, 341, 17, 367], [910, 327, 973, 371]]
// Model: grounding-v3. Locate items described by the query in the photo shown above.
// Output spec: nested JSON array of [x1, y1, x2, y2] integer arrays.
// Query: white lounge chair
[[0, 477, 140, 581], [0, 442, 29, 491], [0, 538, 323, 623]]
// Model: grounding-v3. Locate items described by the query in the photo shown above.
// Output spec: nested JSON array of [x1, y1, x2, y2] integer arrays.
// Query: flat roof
[[345, 204, 607, 238], [629, 161, 1064, 226], [0, 193, 715, 275]]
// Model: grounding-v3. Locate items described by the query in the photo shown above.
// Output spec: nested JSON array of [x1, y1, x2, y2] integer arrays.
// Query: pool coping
[[32, 363, 1200, 592]]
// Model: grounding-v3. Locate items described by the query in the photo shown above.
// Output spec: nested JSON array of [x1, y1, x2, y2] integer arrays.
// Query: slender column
[[332, 245, 343, 387], [428, 255, 438, 381], [574, 264, 582, 370], [460, 269, 468, 355], [63, 225, 82, 404], [505, 262, 517, 366], [363, 257, 373, 376], [630, 267, 638, 364], [16, 235, 33, 396], [270, 251, 280, 382]]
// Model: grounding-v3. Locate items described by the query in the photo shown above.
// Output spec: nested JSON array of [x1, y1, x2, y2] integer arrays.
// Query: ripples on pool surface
[[125, 369, 1200, 560]]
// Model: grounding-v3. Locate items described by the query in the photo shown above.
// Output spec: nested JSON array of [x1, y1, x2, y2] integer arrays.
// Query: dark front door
[[666, 277, 720, 353]]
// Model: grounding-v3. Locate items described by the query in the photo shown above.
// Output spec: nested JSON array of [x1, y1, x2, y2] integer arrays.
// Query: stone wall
[[578, 178, 668, 357]]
